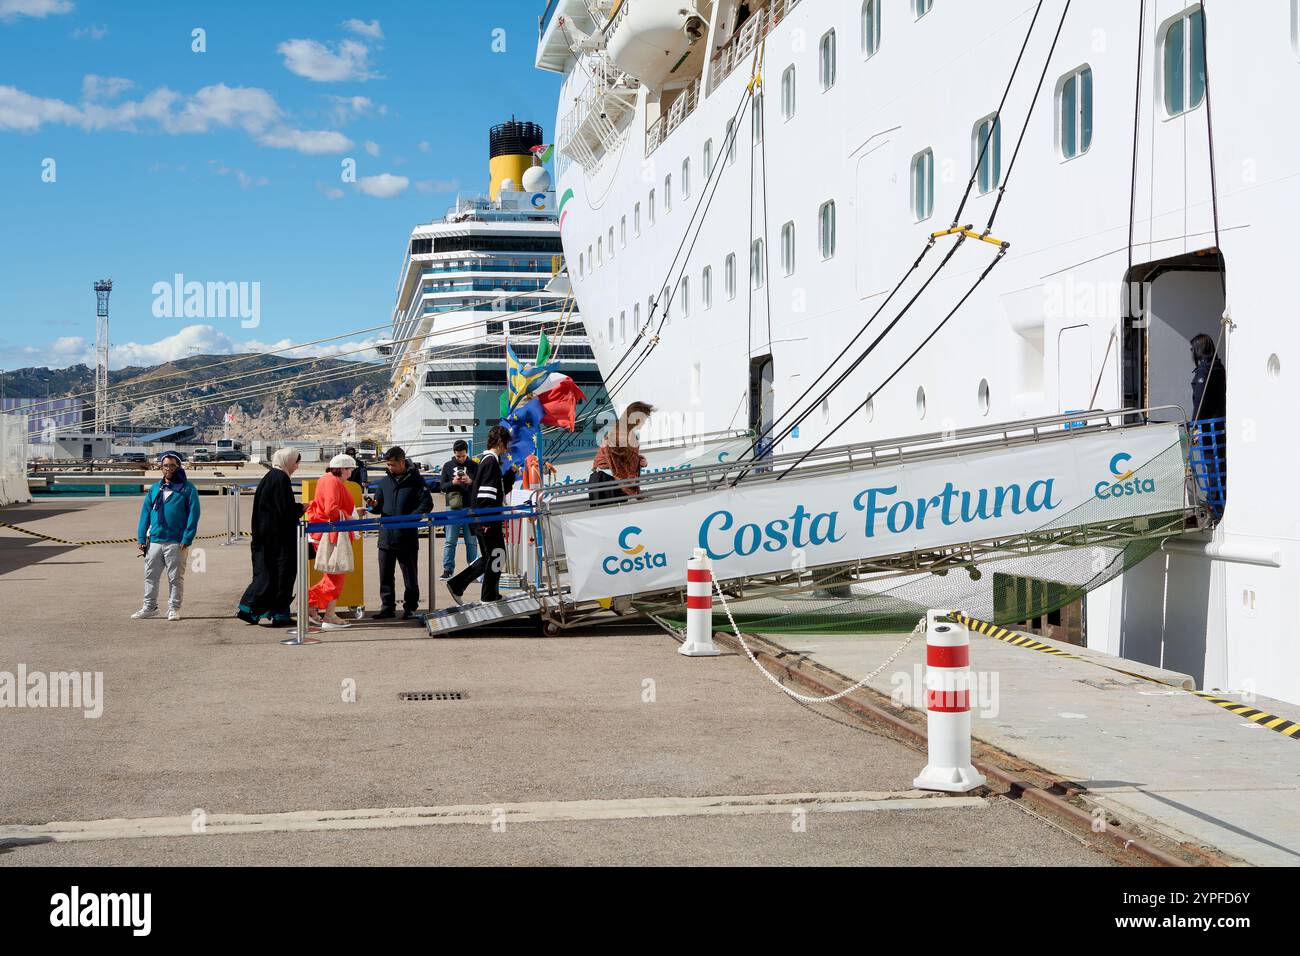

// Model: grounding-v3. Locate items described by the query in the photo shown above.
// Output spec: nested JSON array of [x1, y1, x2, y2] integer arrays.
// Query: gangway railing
[[532, 406, 1209, 622]]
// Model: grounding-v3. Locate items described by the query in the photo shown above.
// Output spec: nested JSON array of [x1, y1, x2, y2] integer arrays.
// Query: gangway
[[283, 407, 1213, 642]]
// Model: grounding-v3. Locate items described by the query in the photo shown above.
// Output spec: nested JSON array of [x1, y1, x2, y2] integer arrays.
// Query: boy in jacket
[[132, 452, 201, 621]]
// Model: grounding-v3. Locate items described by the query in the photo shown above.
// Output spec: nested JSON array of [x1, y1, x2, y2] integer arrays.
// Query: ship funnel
[[489, 119, 543, 201]]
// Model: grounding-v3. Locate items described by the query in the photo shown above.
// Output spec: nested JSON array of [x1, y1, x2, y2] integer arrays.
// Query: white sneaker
[[321, 620, 350, 631], [167, 609, 182, 621], [131, 608, 158, 620]]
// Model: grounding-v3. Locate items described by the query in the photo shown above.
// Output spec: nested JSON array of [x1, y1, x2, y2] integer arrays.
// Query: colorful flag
[[536, 330, 552, 368], [505, 340, 558, 414], [501, 397, 545, 470], [534, 372, 586, 432]]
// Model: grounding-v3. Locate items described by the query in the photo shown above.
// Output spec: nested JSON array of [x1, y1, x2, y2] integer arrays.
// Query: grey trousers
[[142, 542, 186, 611]]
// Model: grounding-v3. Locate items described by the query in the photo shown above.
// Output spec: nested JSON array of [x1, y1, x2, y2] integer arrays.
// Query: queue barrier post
[[280, 520, 320, 646], [679, 548, 721, 657]]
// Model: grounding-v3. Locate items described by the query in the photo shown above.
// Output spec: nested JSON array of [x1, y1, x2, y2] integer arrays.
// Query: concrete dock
[[0, 495, 1114, 866]]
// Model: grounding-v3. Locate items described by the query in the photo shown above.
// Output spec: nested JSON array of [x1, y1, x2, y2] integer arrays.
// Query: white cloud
[[0, 0, 73, 22], [72, 22, 106, 39], [277, 37, 376, 82], [364, 139, 379, 157], [209, 160, 269, 189], [81, 74, 134, 101], [417, 140, 430, 153], [355, 173, 408, 198], [12, 324, 383, 369], [324, 93, 384, 125], [315, 180, 344, 200], [415, 178, 459, 194], [0, 81, 352, 154], [342, 18, 382, 40]]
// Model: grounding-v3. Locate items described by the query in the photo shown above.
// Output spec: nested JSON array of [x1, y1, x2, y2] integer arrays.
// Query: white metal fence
[[0, 412, 31, 505]]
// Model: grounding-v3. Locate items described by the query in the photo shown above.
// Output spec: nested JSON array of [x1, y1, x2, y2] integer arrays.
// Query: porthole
[[863, 396, 874, 422], [916, 386, 927, 419], [978, 378, 990, 415], [1267, 353, 1281, 380], [820, 398, 830, 423]]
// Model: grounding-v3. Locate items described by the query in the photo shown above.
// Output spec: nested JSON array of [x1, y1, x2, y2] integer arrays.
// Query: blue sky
[[0, 0, 560, 371]]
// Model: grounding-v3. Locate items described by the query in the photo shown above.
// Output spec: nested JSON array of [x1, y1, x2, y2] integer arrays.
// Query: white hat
[[328, 454, 357, 469]]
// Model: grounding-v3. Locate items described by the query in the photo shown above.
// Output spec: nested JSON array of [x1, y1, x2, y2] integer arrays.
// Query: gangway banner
[[554, 423, 1187, 602]]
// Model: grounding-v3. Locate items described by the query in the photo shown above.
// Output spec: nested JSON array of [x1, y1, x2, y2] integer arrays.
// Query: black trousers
[[448, 522, 505, 601], [378, 545, 420, 611], [239, 539, 296, 621]]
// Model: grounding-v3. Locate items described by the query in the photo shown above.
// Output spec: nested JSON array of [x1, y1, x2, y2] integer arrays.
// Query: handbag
[[314, 532, 354, 574], [587, 469, 625, 506]]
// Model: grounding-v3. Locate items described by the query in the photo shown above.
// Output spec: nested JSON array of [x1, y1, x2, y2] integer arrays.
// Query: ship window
[[1162, 7, 1205, 117], [862, 0, 880, 58], [725, 119, 737, 165], [818, 200, 837, 260], [578, 253, 584, 276], [619, 310, 626, 344], [978, 378, 991, 416], [682, 157, 691, 199], [913, 0, 933, 19], [648, 295, 656, 323], [781, 66, 796, 120], [633, 302, 640, 339], [649, 188, 656, 225], [665, 174, 672, 212], [703, 265, 713, 309], [608, 226, 615, 257], [680, 275, 690, 317], [620, 215, 627, 246], [819, 29, 836, 91], [608, 316, 615, 341], [781, 221, 795, 275], [911, 148, 934, 221], [972, 113, 1001, 194], [752, 92, 764, 144], [725, 253, 737, 300], [704, 138, 714, 180], [662, 284, 671, 321], [916, 385, 927, 419], [597, 237, 603, 266], [751, 238, 765, 289], [1058, 65, 1093, 159], [634, 202, 641, 235]]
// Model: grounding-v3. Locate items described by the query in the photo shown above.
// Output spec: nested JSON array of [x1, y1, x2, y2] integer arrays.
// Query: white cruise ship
[[536, 1, 1300, 703], [386, 120, 606, 472]]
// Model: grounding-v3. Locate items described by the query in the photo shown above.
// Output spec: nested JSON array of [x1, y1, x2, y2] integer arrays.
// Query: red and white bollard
[[679, 548, 720, 657], [913, 610, 986, 792]]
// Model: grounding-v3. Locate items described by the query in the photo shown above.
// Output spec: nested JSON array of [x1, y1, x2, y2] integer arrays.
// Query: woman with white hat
[[304, 453, 360, 630]]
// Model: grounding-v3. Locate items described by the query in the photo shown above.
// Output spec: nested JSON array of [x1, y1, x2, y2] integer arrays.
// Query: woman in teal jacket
[[131, 452, 201, 621]]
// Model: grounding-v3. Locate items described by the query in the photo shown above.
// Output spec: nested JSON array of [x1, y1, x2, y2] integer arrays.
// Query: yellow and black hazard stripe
[[0, 520, 226, 547], [1189, 692, 1300, 738], [951, 611, 1300, 742]]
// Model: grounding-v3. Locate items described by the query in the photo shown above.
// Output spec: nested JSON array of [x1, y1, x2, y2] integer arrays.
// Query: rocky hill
[[2, 354, 389, 443]]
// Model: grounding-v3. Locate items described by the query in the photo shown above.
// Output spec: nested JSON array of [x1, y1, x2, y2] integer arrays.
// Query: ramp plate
[[425, 593, 541, 636]]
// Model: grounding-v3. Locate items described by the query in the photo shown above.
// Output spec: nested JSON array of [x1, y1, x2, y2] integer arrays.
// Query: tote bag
[[314, 531, 354, 574]]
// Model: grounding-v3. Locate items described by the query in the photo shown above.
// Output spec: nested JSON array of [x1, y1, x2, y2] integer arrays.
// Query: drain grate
[[398, 690, 467, 702]]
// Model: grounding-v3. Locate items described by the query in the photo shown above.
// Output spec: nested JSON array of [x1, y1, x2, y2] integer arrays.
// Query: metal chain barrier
[[0, 520, 227, 547], [712, 579, 921, 705]]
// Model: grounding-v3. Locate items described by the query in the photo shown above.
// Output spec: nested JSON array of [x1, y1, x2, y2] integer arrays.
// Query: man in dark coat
[[1189, 332, 1228, 515], [370, 446, 433, 619], [237, 448, 306, 626], [448, 426, 516, 605]]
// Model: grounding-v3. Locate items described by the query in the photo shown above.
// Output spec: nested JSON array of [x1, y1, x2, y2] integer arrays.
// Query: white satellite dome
[[500, 177, 518, 193], [522, 165, 552, 192]]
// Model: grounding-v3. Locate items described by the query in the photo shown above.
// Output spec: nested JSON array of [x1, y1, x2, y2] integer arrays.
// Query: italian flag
[[534, 372, 585, 431]]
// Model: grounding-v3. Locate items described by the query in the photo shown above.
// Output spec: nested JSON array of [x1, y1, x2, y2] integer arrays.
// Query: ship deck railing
[[707, 0, 804, 97]]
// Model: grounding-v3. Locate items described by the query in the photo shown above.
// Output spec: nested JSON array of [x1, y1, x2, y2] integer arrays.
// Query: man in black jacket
[[437, 439, 479, 578], [370, 446, 433, 619], [448, 425, 516, 605]]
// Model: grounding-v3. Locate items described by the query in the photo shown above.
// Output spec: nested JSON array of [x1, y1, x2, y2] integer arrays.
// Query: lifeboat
[[605, 0, 708, 89]]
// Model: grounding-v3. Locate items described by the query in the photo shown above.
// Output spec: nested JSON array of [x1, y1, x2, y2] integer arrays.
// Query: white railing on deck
[[645, 77, 701, 156], [708, 0, 802, 96]]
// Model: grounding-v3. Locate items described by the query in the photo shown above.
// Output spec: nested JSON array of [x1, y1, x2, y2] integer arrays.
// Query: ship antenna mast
[[93, 278, 113, 435]]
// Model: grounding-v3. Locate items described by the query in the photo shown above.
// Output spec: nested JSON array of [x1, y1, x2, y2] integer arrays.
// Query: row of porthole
[[804, 354, 1283, 430]]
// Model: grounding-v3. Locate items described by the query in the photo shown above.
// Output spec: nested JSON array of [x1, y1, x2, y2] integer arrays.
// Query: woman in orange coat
[[306, 454, 359, 630]]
